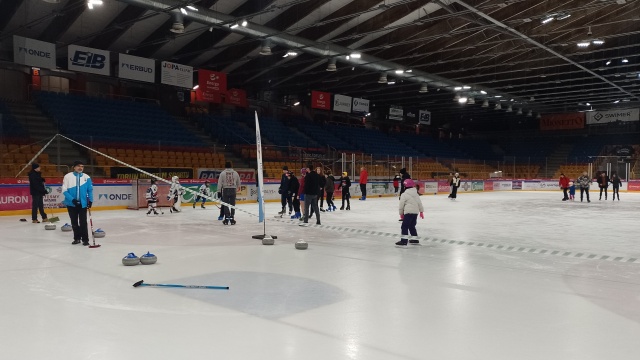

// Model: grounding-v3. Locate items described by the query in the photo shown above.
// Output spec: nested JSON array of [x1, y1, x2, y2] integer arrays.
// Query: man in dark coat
[[28, 163, 48, 223], [302, 164, 321, 225]]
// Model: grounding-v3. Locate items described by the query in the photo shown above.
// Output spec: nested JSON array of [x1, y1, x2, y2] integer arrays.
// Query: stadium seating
[[92, 148, 224, 173]]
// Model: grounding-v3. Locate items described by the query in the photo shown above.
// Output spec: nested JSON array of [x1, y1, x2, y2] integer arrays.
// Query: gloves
[[72, 199, 80, 207], [87, 201, 92, 209], [400, 214, 404, 220], [419, 212, 424, 219]]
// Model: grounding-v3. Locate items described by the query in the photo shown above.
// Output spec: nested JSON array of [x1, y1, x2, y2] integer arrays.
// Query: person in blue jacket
[[61, 160, 94, 245]]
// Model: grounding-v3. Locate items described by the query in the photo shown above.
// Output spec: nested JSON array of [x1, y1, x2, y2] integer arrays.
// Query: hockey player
[[167, 176, 185, 213], [339, 171, 351, 210], [145, 179, 160, 215], [193, 180, 211, 209], [218, 162, 241, 225]]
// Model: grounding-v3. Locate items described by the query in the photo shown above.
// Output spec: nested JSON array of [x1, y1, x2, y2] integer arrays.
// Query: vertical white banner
[[255, 111, 265, 223]]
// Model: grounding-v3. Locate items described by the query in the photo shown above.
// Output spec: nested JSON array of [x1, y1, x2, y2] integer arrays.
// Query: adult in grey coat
[[577, 172, 591, 203]]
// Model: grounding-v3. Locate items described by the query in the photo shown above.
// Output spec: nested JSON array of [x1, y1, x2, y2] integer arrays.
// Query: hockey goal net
[[128, 179, 175, 210]]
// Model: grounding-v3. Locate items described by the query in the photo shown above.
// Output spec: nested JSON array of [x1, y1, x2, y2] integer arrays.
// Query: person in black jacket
[[28, 163, 48, 223], [597, 172, 610, 200], [278, 166, 292, 215], [610, 171, 621, 201], [317, 167, 327, 211], [287, 171, 301, 219], [339, 171, 351, 210], [302, 164, 321, 225], [399, 168, 411, 196]]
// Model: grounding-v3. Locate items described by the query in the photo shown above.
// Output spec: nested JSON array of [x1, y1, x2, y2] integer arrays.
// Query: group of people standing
[[559, 171, 622, 202]]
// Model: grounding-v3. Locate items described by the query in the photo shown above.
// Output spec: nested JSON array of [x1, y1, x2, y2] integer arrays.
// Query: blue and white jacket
[[62, 172, 94, 208]]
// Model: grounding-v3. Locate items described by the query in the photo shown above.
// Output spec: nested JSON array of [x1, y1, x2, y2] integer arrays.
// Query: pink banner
[[628, 180, 640, 191], [437, 180, 450, 193], [484, 181, 494, 191]]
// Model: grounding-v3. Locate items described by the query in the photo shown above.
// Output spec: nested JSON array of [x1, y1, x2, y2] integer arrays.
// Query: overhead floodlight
[[387, 81, 396, 85], [555, 12, 571, 20], [494, 95, 502, 98], [283, 50, 298, 58], [458, 97, 468, 104], [541, 15, 554, 24], [395, 70, 404, 74], [454, 94, 461, 101], [506, 105, 513, 112], [516, 108, 523, 115], [418, 84, 428, 93], [462, 85, 471, 90], [454, 86, 462, 91], [529, 96, 535, 101], [606, 60, 612, 65], [378, 74, 387, 84], [405, 69, 412, 73], [326, 59, 337, 72], [259, 41, 272, 55], [527, 110, 533, 117], [43, 0, 61, 3], [241, 19, 248, 27], [193, 85, 199, 90], [592, 39, 604, 45], [481, 100, 489, 108], [170, 12, 185, 34], [466, 97, 475, 105], [480, 90, 487, 95], [350, 52, 361, 59], [87, 0, 102, 8], [495, 103, 502, 110], [293, 101, 300, 106], [186, 5, 198, 10], [621, 58, 629, 63], [230, 23, 239, 29], [613, 100, 620, 103], [180, 7, 188, 15], [577, 41, 590, 47]]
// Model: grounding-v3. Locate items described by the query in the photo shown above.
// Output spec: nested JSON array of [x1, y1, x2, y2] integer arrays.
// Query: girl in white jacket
[[397, 179, 424, 246]]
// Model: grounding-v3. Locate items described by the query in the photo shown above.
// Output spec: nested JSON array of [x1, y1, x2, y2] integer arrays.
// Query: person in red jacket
[[359, 166, 368, 200], [558, 173, 569, 201]]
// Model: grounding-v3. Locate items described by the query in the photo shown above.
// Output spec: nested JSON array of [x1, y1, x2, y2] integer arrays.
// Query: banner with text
[[68, 45, 110, 76], [161, 61, 193, 88], [540, 112, 585, 131], [333, 94, 352, 113], [311, 90, 331, 110], [389, 105, 403, 121], [352, 97, 370, 113], [118, 53, 155, 83], [586, 108, 639, 124], [110, 167, 193, 179], [419, 110, 431, 125], [13, 35, 56, 69], [226, 88, 248, 107], [197, 168, 256, 183]]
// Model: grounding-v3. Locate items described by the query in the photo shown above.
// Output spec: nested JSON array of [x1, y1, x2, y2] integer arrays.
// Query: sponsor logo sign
[[423, 181, 438, 194], [437, 180, 450, 193], [587, 109, 639, 124], [540, 113, 585, 131], [110, 167, 193, 179], [627, 180, 640, 191], [471, 181, 484, 191], [460, 181, 472, 192], [484, 181, 494, 191], [404, 108, 418, 123], [226, 88, 247, 107], [197, 168, 256, 183], [68, 45, 110, 75], [161, 61, 193, 88], [333, 94, 352, 113], [418, 110, 431, 125], [352, 97, 370, 113], [13, 35, 56, 69], [512, 180, 522, 190], [389, 105, 403, 121], [311, 91, 331, 110], [118, 53, 155, 83]]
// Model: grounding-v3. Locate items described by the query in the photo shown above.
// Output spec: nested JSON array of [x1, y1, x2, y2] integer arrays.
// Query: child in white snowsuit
[[193, 180, 211, 209], [145, 179, 160, 215], [397, 179, 424, 246]]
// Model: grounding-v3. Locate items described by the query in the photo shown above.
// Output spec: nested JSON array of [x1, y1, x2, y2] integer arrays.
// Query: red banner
[[196, 69, 226, 103], [311, 90, 331, 110], [628, 180, 640, 191], [226, 88, 247, 107], [540, 113, 585, 131]]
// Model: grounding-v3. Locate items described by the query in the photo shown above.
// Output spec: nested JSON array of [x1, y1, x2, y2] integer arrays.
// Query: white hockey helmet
[[171, 176, 179, 183]]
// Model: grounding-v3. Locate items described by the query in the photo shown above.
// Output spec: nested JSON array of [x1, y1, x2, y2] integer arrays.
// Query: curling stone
[[122, 252, 140, 266], [262, 236, 275, 245], [44, 224, 56, 230], [61, 223, 72, 232], [295, 240, 308, 250], [139, 251, 157, 265], [93, 228, 106, 238]]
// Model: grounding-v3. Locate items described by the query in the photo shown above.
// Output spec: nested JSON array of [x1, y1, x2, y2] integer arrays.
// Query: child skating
[[397, 179, 424, 247]]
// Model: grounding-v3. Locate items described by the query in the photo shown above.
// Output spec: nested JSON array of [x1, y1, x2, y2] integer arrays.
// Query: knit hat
[[282, 166, 288, 170], [225, 161, 232, 168], [73, 160, 84, 167], [31, 163, 40, 170], [404, 179, 415, 188]]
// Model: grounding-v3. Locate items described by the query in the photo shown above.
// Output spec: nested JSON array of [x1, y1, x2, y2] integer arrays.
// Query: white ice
[[1, 191, 640, 360]]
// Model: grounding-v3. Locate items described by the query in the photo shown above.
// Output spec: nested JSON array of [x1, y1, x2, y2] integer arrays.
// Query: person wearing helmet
[[193, 180, 212, 209], [450, 172, 461, 200], [167, 175, 184, 212], [339, 171, 351, 210], [397, 178, 424, 246], [145, 178, 160, 215]]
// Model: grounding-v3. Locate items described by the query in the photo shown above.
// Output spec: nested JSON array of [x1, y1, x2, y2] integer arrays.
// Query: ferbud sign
[[119, 54, 155, 83]]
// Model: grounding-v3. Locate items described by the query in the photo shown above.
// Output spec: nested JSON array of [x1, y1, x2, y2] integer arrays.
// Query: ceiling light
[[378, 74, 387, 84], [555, 12, 571, 20], [454, 94, 460, 101], [230, 23, 239, 29], [541, 15, 554, 24], [613, 100, 620, 103], [466, 97, 475, 105], [454, 86, 462, 91], [458, 97, 468, 104], [193, 85, 199, 90], [88, 2, 93, 8], [395, 70, 404, 74], [494, 95, 502, 98], [536, 113, 541, 119], [405, 69, 412, 73], [387, 81, 396, 85], [241, 19, 248, 27], [527, 110, 532, 117], [259, 45, 272, 56], [480, 90, 487, 95], [529, 96, 535, 101], [482, 100, 489, 108], [345, 56, 350, 60], [326, 59, 337, 72], [577, 41, 590, 47], [606, 60, 612, 65], [592, 39, 604, 45], [180, 7, 188, 15], [621, 58, 629, 63], [418, 84, 428, 93], [350, 52, 361, 59], [293, 101, 300, 106], [170, 21, 185, 34], [186, 5, 198, 11], [462, 85, 471, 90], [283, 50, 298, 58], [586, 102, 591, 106]]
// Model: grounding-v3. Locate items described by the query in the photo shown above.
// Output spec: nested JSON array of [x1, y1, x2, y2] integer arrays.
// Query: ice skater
[[317, 167, 326, 211], [146, 179, 160, 215], [288, 171, 301, 219], [216, 191, 225, 220], [278, 166, 292, 216], [167, 176, 185, 213], [218, 162, 241, 225], [193, 180, 211, 209], [597, 172, 610, 200], [396, 179, 424, 246], [559, 173, 569, 201], [359, 166, 368, 200], [577, 172, 591, 203], [393, 173, 401, 194], [610, 171, 621, 201], [568, 181, 575, 201], [450, 172, 460, 200], [399, 168, 411, 196], [302, 163, 321, 226], [297, 168, 307, 220], [324, 170, 336, 211], [339, 171, 351, 210]]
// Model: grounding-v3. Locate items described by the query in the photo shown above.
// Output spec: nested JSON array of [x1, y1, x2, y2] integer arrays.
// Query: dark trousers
[[612, 186, 620, 200], [599, 186, 608, 199], [562, 188, 568, 200], [580, 188, 590, 201], [222, 188, 236, 219], [360, 184, 367, 198], [341, 190, 350, 207], [219, 205, 225, 218], [394, 186, 399, 193], [319, 190, 325, 208], [194, 195, 206, 204], [401, 214, 418, 242], [32, 195, 46, 221], [293, 198, 301, 213], [325, 192, 334, 208], [281, 193, 292, 211], [451, 186, 458, 199], [304, 194, 320, 223], [67, 205, 89, 241]]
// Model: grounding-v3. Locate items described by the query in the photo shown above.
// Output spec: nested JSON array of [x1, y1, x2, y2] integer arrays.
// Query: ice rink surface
[[1, 191, 639, 360]]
